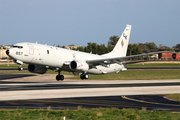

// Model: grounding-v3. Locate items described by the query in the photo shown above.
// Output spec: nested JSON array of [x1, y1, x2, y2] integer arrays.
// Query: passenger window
[[47, 50, 49, 54]]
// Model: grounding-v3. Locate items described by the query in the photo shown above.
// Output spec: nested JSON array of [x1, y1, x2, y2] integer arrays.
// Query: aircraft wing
[[86, 51, 169, 66]]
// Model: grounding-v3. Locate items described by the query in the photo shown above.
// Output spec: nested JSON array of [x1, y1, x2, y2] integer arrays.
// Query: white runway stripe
[[0, 86, 180, 101]]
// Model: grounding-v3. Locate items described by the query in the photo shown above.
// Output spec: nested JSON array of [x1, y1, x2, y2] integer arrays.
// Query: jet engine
[[28, 64, 47, 74], [70, 60, 89, 72]]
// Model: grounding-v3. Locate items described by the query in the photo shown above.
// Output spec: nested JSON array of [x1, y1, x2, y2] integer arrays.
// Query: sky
[[0, 0, 180, 47]]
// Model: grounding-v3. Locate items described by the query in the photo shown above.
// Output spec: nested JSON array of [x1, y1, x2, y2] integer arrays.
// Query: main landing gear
[[55, 71, 88, 81], [80, 73, 89, 80], [56, 70, 64, 81]]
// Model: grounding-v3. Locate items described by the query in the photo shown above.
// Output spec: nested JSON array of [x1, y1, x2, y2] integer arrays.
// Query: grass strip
[[0, 70, 71, 74], [70, 70, 180, 80], [127, 63, 180, 67], [166, 94, 180, 102], [1, 70, 180, 80], [0, 108, 179, 120], [0, 64, 28, 68]]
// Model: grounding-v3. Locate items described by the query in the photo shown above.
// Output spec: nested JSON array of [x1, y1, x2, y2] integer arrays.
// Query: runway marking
[[0, 85, 180, 101], [0, 95, 15, 99], [121, 96, 180, 107]]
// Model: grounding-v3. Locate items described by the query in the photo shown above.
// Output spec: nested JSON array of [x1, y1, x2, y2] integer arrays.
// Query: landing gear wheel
[[80, 74, 84, 80], [60, 75, 64, 81], [56, 75, 64, 81], [84, 74, 89, 79], [80, 74, 89, 80], [56, 70, 64, 81], [56, 75, 60, 81], [18, 67, 23, 71]]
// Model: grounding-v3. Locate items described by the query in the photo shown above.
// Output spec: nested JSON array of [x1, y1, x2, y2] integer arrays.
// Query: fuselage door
[[28, 44, 34, 55]]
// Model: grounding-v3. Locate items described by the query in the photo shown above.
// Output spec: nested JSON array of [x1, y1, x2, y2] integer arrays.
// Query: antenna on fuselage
[[36, 41, 38, 44]]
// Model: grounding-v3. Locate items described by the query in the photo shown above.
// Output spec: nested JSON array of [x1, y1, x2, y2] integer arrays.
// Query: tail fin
[[103, 24, 132, 58]]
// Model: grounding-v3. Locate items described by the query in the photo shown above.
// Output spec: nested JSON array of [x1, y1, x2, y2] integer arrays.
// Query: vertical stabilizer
[[103, 24, 132, 58]]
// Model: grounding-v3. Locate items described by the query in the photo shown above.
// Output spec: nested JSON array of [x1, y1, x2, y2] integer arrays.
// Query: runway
[[0, 95, 180, 111], [0, 73, 180, 111]]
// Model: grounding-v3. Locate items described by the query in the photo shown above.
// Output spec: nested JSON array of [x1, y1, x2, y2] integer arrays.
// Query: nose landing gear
[[14, 60, 24, 71], [18, 65, 23, 71]]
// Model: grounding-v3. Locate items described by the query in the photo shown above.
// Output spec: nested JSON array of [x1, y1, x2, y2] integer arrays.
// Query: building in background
[[0, 45, 10, 60], [158, 52, 180, 60], [65, 45, 79, 49]]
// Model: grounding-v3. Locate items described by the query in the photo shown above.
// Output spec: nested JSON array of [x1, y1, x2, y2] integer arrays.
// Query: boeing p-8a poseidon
[[6, 25, 161, 81]]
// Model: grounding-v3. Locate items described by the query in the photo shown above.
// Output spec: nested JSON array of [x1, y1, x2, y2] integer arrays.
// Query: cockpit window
[[12, 46, 23, 49], [18, 46, 23, 48], [12, 46, 18, 48]]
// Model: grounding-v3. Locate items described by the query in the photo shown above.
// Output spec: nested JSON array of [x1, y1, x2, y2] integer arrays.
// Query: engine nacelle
[[70, 60, 89, 72], [28, 64, 47, 74]]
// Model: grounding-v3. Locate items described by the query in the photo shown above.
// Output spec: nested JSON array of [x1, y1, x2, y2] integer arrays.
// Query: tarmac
[[0, 73, 180, 101], [0, 73, 180, 111]]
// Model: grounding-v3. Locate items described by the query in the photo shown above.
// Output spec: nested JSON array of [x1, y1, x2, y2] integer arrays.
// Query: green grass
[[0, 64, 28, 68], [0, 108, 179, 120], [1, 70, 180, 80], [166, 94, 180, 102], [0, 70, 30, 74], [70, 70, 180, 80], [1, 63, 180, 80], [0, 70, 73, 75], [127, 63, 180, 67]]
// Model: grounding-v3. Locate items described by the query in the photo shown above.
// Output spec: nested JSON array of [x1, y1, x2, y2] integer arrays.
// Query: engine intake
[[28, 64, 47, 74], [70, 60, 89, 72]]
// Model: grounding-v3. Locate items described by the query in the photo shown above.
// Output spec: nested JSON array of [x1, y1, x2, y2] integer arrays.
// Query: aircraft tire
[[56, 75, 60, 81], [18, 67, 23, 71], [56, 75, 64, 81], [84, 74, 89, 79], [80, 74, 84, 80], [80, 74, 88, 80], [60, 75, 64, 81]]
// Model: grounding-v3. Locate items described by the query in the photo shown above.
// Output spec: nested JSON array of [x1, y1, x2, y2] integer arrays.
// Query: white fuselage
[[8, 42, 125, 75]]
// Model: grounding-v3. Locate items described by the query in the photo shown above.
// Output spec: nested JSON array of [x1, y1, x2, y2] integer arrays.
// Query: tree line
[[60, 35, 179, 55]]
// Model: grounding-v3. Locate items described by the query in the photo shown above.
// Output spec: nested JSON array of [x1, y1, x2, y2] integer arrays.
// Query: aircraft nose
[[6, 49, 9, 55]]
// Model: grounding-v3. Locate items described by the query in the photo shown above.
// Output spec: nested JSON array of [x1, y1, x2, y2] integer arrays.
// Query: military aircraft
[[6, 25, 163, 81]]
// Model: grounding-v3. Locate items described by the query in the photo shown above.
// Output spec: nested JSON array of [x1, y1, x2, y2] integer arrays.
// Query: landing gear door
[[28, 44, 34, 55]]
